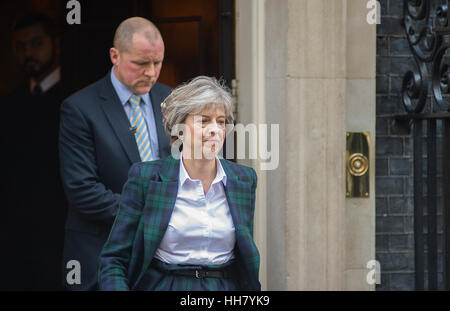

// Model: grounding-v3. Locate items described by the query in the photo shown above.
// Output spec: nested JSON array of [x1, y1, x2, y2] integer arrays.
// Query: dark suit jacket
[[98, 155, 261, 291], [59, 72, 172, 290], [0, 82, 66, 290]]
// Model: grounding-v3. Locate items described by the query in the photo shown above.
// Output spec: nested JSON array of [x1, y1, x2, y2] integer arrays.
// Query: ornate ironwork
[[400, 0, 450, 291], [402, 0, 442, 112]]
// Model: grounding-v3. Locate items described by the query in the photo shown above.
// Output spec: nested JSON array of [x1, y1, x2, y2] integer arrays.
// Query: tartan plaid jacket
[[98, 155, 260, 290]]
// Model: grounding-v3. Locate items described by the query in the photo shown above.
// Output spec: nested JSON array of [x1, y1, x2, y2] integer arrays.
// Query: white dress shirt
[[154, 153, 236, 265], [30, 66, 60, 93]]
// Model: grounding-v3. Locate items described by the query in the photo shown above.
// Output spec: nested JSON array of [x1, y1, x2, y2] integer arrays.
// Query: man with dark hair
[[59, 17, 172, 290], [0, 12, 66, 290], [13, 12, 60, 95]]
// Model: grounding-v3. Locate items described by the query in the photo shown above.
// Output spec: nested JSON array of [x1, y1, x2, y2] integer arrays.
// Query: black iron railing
[[397, 0, 450, 290]]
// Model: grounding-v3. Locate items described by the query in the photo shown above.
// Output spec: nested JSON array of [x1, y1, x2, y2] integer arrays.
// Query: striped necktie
[[128, 94, 152, 161]]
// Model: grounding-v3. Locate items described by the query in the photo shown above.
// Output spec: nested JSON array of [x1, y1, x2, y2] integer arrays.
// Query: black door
[[61, 0, 235, 96]]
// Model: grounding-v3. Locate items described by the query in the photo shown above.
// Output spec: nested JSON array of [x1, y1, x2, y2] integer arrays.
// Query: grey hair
[[161, 76, 235, 137]]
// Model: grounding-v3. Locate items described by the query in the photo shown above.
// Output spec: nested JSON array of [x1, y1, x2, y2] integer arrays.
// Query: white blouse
[[153, 153, 236, 265]]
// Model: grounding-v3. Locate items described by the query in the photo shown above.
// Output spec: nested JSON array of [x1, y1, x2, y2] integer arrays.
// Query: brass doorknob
[[346, 132, 370, 198], [347, 153, 369, 176]]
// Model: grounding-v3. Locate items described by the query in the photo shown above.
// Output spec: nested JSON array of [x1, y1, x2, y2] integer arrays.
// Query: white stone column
[[344, 0, 376, 291], [282, 0, 347, 290], [236, 0, 376, 290], [236, 0, 268, 290]]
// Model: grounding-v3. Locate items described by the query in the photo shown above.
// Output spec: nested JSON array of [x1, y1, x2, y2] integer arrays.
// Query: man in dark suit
[[59, 17, 172, 290], [0, 12, 66, 291]]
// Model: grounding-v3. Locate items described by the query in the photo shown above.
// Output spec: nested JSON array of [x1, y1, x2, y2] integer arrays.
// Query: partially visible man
[[59, 17, 172, 290], [0, 12, 66, 290]]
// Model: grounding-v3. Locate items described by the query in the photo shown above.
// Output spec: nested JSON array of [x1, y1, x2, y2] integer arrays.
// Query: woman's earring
[[179, 135, 184, 142]]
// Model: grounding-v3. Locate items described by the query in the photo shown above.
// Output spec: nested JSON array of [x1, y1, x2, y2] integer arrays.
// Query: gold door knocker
[[346, 132, 370, 198]]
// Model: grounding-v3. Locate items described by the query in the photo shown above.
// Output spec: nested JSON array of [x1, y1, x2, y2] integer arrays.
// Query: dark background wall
[[0, 0, 61, 95], [376, 0, 444, 290], [0, 0, 233, 98]]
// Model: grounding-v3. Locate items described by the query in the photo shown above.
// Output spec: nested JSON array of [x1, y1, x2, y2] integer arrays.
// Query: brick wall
[[376, 0, 444, 290]]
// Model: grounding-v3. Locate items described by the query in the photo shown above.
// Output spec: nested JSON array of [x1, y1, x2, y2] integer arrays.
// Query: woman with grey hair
[[98, 76, 260, 291]]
